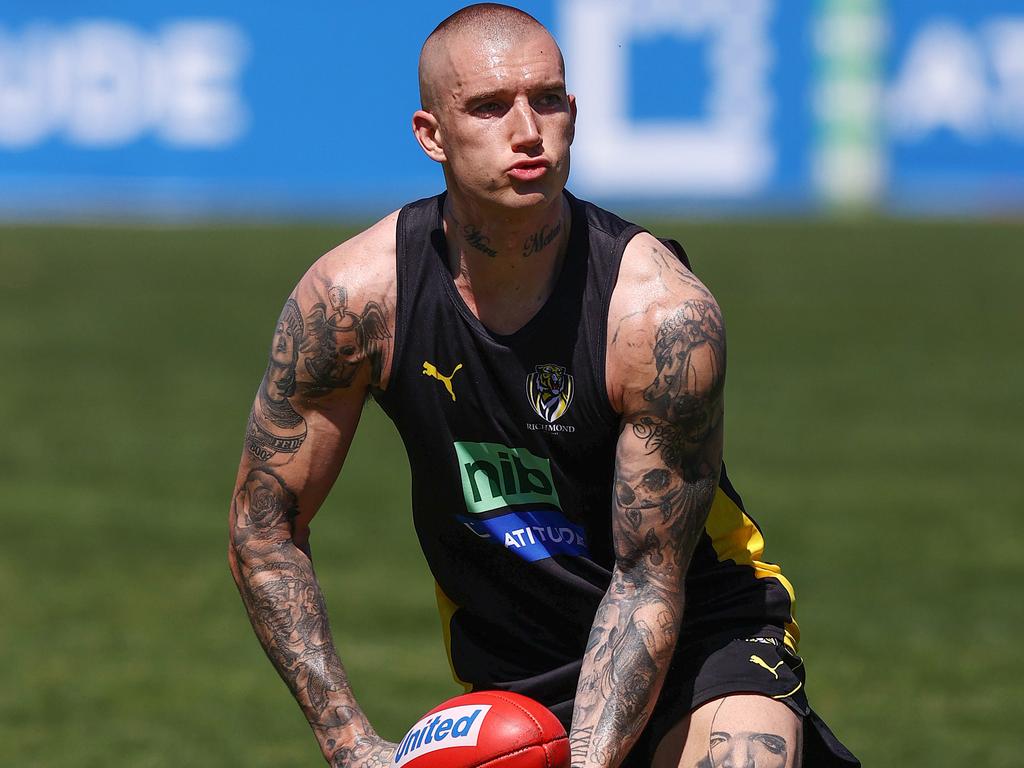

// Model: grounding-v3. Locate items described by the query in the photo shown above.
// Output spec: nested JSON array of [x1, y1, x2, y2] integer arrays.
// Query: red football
[[393, 691, 570, 768]]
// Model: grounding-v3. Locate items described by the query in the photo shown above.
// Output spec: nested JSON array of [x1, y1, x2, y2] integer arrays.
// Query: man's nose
[[510, 98, 541, 150], [720, 740, 754, 768]]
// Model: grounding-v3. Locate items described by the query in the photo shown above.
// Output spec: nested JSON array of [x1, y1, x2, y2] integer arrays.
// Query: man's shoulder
[[321, 209, 400, 276], [299, 209, 401, 304], [605, 230, 721, 408], [286, 208, 403, 391], [616, 231, 711, 308]]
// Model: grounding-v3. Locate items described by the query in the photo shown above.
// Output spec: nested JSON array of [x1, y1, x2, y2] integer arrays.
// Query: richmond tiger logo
[[527, 364, 574, 423]]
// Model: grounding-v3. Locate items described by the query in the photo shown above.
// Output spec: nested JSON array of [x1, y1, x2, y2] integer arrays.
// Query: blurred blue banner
[[1, 0, 1022, 217], [884, 1, 1024, 210]]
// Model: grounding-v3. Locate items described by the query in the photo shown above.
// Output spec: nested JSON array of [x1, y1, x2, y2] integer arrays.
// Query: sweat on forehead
[[418, 3, 562, 110]]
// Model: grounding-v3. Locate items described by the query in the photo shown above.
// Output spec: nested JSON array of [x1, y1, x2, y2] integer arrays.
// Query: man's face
[[430, 28, 575, 209], [271, 319, 298, 367], [696, 698, 790, 768], [705, 730, 788, 768]]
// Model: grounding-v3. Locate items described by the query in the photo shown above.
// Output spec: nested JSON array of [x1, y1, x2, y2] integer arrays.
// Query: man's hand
[[328, 733, 399, 768], [568, 235, 726, 767]]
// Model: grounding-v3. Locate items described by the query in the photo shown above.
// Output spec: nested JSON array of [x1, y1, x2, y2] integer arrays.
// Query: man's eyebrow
[[463, 80, 567, 104], [529, 79, 568, 92], [463, 89, 506, 105]]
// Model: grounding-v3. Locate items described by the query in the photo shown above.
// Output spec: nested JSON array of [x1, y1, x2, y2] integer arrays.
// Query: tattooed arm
[[569, 234, 726, 767], [228, 214, 399, 768]]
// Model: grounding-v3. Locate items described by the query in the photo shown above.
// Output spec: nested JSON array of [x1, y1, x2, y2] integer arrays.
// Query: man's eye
[[754, 734, 787, 755], [473, 102, 503, 115], [535, 93, 563, 109]]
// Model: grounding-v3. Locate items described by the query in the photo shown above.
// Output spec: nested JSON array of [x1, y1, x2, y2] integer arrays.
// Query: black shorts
[[619, 625, 860, 767]]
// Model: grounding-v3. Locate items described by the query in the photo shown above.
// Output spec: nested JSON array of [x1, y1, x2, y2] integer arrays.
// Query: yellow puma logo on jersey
[[423, 361, 463, 402], [749, 655, 785, 679]]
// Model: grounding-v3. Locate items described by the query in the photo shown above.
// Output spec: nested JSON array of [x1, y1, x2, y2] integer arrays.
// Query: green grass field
[[2, 219, 1022, 767]]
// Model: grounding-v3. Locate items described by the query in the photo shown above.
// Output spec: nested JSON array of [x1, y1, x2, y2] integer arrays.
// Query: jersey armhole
[[374, 206, 410, 405], [594, 224, 647, 418], [659, 237, 692, 270]]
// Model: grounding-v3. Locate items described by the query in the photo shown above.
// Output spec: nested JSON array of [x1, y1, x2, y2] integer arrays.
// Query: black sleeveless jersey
[[374, 192, 797, 710]]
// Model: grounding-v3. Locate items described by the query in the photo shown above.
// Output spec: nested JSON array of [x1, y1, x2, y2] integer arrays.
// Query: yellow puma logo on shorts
[[423, 361, 463, 402], [749, 655, 785, 679]]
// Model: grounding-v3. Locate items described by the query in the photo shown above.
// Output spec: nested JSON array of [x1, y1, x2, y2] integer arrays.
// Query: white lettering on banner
[[887, 21, 988, 141], [559, 0, 775, 197], [986, 19, 1024, 139], [887, 17, 1024, 142], [0, 20, 249, 149]]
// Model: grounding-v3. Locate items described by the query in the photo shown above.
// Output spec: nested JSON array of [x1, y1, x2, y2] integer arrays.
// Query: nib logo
[[454, 441, 561, 515]]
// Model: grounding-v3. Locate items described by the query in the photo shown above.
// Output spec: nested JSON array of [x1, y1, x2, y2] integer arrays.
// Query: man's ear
[[412, 110, 446, 163], [568, 93, 577, 146]]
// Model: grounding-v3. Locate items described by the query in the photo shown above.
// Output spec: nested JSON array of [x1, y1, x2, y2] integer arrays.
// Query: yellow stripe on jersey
[[434, 582, 472, 692], [704, 487, 801, 653]]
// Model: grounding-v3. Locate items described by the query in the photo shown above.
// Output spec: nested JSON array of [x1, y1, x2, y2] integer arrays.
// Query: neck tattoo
[[462, 224, 498, 258], [522, 220, 563, 258]]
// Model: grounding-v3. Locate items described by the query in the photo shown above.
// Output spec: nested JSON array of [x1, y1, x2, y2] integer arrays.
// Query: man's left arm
[[569, 238, 726, 767]]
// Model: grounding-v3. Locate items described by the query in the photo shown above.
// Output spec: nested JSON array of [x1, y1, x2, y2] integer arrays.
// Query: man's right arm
[[227, 220, 398, 767]]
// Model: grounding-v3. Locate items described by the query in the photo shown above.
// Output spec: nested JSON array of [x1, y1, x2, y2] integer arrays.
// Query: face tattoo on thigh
[[696, 699, 789, 768]]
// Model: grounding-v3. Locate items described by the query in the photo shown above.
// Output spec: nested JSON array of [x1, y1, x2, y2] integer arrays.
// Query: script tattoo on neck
[[462, 224, 498, 258], [522, 219, 562, 257], [449, 210, 498, 257]]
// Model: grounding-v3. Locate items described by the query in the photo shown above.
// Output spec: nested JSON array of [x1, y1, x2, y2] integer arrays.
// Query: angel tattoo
[[301, 285, 391, 396]]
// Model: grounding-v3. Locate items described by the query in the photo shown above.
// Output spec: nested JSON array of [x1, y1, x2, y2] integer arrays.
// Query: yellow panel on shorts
[[434, 582, 472, 691], [704, 488, 801, 653]]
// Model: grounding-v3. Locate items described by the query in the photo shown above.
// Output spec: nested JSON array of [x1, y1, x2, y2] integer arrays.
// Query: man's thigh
[[651, 693, 802, 768]]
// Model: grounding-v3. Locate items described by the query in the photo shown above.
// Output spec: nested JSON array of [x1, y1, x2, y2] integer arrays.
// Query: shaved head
[[418, 3, 563, 112]]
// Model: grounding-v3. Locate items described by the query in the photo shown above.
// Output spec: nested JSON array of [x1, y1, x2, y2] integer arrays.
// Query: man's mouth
[[508, 159, 550, 181]]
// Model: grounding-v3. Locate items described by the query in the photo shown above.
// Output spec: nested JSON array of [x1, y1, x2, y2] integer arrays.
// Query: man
[[227, 5, 860, 767]]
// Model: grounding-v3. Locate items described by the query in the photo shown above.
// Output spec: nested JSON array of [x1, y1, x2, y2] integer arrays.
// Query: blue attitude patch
[[459, 510, 589, 563]]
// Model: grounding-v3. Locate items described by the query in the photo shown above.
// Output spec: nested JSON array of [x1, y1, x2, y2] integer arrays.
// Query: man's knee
[[652, 693, 803, 768]]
